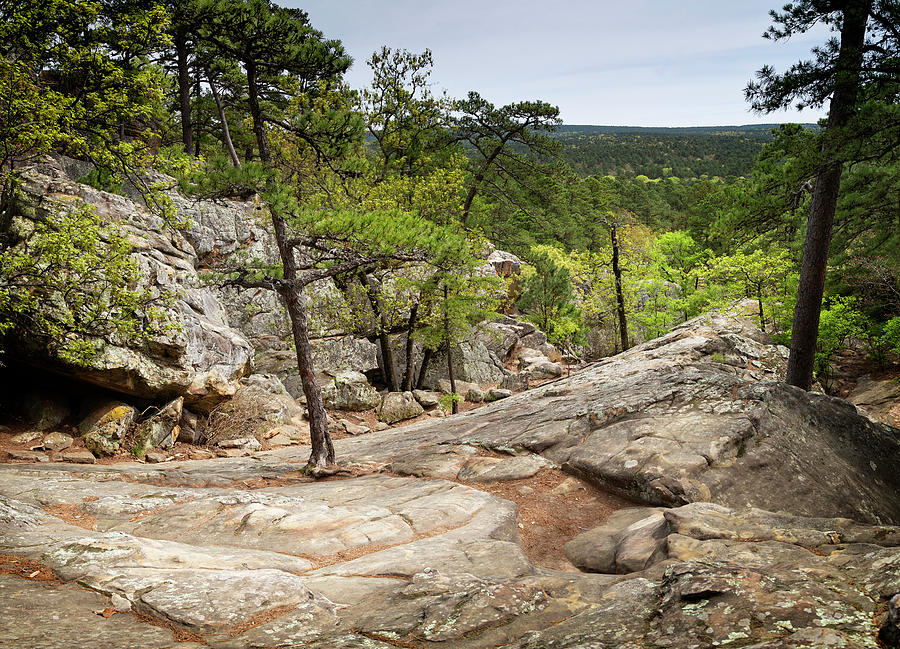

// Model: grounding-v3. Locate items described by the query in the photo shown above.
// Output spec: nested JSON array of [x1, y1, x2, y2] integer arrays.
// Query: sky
[[282, 0, 832, 127]]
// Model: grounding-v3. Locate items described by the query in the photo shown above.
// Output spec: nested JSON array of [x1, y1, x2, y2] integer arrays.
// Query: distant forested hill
[[554, 124, 816, 179]]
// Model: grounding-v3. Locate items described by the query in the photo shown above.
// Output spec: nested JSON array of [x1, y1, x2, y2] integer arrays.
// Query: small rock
[[60, 450, 96, 464], [374, 421, 390, 431], [266, 433, 294, 446], [41, 431, 74, 452], [377, 392, 425, 424], [339, 419, 370, 436], [10, 431, 43, 445], [7, 449, 49, 462], [188, 449, 215, 460], [217, 436, 261, 450], [552, 477, 586, 495], [133, 397, 183, 455], [412, 390, 442, 408], [428, 408, 447, 418], [499, 373, 530, 392], [465, 386, 485, 403], [110, 594, 131, 611], [486, 388, 512, 401], [144, 451, 169, 464]]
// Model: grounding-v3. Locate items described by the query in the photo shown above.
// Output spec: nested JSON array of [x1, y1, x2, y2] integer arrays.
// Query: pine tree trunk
[[248, 71, 333, 468], [611, 225, 629, 351], [273, 215, 334, 469], [401, 304, 418, 391], [786, 1, 871, 390], [444, 285, 458, 414], [415, 348, 433, 390], [357, 271, 399, 391], [206, 69, 241, 169], [175, 29, 193, 155]]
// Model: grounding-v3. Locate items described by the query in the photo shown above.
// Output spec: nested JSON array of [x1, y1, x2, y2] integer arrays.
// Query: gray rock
[[457, 454, 551, 482], [499, 373, 530, 392], [338, 419, 371, 436], [79, 402, 136, 456], [564, 507, 666, 573], [412, 389, 441, 408], [133, 397, 183, 455], [486, 388, 512, 401], [60, 450, 96, 464], [6, 167, 254, 411], [377, 392, 424, 424], [325, 371, 380, 411], [216, 436, 261, 450], [465, 385, 485, 403], [10, 431, 43, 445], [144, 451, 169, 464], [849, 374, 900, 428], [6, 449, 49, 462], [311, 336, 379, 376], [41, 432, 74, 452]]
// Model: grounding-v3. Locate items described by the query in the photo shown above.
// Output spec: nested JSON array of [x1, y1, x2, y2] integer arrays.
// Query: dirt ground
[[457, 466, 632, 571]]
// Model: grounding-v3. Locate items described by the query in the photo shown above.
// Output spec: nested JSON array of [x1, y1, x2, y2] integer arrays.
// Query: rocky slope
[[1, 307, 898, 648]]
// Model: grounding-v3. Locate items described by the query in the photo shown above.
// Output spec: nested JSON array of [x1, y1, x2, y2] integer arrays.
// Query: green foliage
[[815, 296, 867, 391], [517, 250, 583, 348], [0, 0, 170, 183], [0, 200, 179, 365], [705, 248, 796, 332]]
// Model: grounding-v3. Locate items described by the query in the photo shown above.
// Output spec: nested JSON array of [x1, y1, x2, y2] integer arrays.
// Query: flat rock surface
[[1, 309, 898, 647]]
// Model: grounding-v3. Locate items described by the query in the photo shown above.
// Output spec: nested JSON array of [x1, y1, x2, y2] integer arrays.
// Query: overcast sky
[[281, 1, 831, 127]]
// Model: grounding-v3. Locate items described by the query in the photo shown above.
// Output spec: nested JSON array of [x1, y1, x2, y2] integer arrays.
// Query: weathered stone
[[21, 390, 70, 431], [338, 419, 371, 436], [10, 431, 43, 445], [465, 385, 485, 402], [216, 436, 261, 450], [457, 454, 551, 482], [41, 432, 74, 452], [849, 374, 900, 428], [564, 508, 666, 574], [6, 449, 49, 462], [412, 389, 441, 408], [133, 397, 183, 456], [176, 408, 200, 444], [5, 167, 253, 411], [486, 388, 513, 401], [324, 371, 380, 411], [420, 340, 507, 388], [499, 372, 530, 392], [60, 450, 96, 464], [311, 336, 379, 376], [486, 249, 522, 277], [79, 402, 136, 457], [376, 392, 424, 424], [144, 451, 169, 464]]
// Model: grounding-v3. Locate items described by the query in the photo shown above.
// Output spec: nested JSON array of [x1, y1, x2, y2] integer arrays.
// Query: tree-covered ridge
[[553, 125, 803, 179]]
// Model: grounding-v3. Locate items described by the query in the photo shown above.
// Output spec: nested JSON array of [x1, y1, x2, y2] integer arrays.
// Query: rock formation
[[1, 306, 898, 648]]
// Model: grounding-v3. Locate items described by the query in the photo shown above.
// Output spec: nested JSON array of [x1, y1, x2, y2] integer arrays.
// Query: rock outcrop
[[6, 163, 254, 413]]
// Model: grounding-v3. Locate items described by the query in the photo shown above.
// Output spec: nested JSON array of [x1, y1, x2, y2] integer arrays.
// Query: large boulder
[[6, 165, 254, 413], [377, 392, 424, 424], [323, 371, 381, 411], [79, 402, 137, 457], [849, 374, 900, 428]]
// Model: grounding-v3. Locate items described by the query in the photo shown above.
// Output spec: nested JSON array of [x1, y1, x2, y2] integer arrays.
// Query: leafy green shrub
[[815, 297, 866, 392]]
